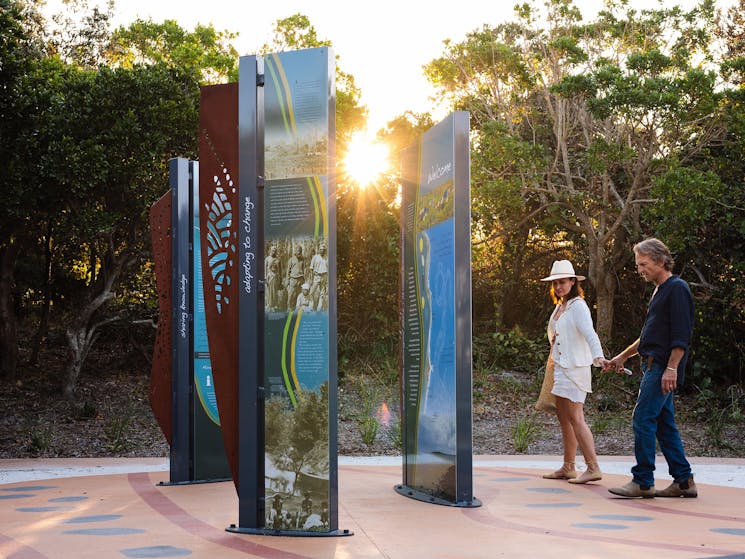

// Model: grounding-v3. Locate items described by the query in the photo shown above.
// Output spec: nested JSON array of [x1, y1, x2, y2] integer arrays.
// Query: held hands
[[601, 356, 626, 374]]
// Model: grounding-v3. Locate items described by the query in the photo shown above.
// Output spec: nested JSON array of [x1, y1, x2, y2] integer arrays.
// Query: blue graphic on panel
[[194, 204, 219, 426], [203, 172, 235, 315], [294, 311, 329, 392], [416, 218, 456, 456], [193, 230, 210, 353], [194, 358, 219, 424]]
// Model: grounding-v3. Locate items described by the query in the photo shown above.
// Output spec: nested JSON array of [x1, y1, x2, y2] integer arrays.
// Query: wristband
[[665, 366, 676, 372]]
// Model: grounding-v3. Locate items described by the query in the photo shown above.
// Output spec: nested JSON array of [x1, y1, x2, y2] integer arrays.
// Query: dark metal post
[[452, 112, 475, 505], [237, 55, 265, 529], [170, 157, 193, 483]]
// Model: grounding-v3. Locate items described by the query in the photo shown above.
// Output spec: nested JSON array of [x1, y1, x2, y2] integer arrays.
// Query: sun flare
[[342, 132, 390, 188]]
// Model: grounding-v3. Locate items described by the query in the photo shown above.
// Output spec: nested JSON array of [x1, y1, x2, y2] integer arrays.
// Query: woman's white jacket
[[548, 297, 604, 392]]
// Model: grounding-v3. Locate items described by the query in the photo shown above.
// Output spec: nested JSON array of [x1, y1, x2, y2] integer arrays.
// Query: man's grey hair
[[633, 238, 674, 271]]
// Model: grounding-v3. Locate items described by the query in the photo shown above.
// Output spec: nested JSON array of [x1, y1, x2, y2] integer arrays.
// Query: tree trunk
[[64, 325, 98, 399], [30, 226, 53, 366], [0, 241, 20, 380], [588, 251, 616, 345], [594, 279, 615, 345], [62, 246, 127, 398], [501, 229, 530, 329]]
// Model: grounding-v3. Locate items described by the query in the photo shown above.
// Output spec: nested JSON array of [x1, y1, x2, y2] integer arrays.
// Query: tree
[[1, 2, 246, 393], [259, 13, 367, 147], [0, 0, 50, 379], [424, 0, 724, 342], [335, 112, 433, 365], [53, 62, 200, 396], [646, 0, 745, 386], [46, 0, 114, 67], [107, 18, 239, 83], [287, 386, 328, 495]]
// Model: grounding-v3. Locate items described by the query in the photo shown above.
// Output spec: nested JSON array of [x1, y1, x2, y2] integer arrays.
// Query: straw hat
[[540, 260, 586, 281]]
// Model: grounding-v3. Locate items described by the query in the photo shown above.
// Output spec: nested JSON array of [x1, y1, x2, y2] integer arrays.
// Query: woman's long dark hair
[[549, 279, 584, 305]]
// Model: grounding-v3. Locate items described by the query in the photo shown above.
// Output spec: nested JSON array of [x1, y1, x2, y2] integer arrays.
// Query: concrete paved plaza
[[1, 455, 744, 558]]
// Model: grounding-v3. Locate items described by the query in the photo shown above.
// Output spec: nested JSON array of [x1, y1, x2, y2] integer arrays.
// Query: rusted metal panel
[[198, 83, 240, 487], [148, 192, 173, 445]]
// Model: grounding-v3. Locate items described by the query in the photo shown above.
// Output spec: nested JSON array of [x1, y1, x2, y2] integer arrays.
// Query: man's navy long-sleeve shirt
[[638, 275, 694, 385]]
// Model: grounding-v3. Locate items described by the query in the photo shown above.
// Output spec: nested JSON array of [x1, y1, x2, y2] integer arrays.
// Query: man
[[264, 245, 281, 311], [285, 245, 306, 310], [309, 243, 328, 310], [605, 238, 697, 499]]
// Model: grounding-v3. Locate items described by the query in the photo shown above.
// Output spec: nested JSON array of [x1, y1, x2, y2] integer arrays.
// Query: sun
[[342, 132, 390, 188]]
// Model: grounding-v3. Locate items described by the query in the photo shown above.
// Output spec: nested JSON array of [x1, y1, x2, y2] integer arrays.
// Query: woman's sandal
[[542, 462, 577, 480], [567, 462, 603, 484]]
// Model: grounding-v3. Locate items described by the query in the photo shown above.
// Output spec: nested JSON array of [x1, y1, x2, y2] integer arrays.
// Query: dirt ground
[[2, 364, 743, 461]]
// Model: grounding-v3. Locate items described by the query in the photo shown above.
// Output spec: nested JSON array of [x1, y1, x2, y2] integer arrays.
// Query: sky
[[42, 0, 726, 132]]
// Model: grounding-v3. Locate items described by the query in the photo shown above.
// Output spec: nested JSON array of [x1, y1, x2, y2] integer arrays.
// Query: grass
[[27, 422, 53, 455], [512, 414, 540, 453], [358, 416, 380, 446]]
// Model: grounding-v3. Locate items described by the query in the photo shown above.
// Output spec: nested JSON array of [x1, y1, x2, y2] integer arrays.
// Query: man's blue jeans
[[631, 362, 692, 487]]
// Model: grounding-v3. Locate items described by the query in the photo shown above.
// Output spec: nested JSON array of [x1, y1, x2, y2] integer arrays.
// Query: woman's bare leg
[[543, 396, 578, 479], [561, 399, 603, 483], [556, 396, 579, 463]]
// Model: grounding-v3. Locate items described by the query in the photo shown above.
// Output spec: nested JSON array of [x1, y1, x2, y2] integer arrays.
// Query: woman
[[540, 260, 606, 484]]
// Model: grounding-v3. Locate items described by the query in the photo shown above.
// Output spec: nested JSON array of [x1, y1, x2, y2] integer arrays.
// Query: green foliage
[[46, 0, 114, 67], [104, 402, 136, 452], [358, 416, 380, 446], [336, 180, 400, 367], [261, 14, 331, 52], [511, 414, 539, 453], [27, 422, 53, 455], [265, 397, 292, 455], [498, 374, 525, 398], [385, 417, 403, 450], [109, 19, 239, 83], [0, 2, 209, 385], [427, 0, 726, 343], [474, 328, 547, 373], [646, 161, 745, 386], [352, 379, 383, 445], [695, 380, 745, 452]]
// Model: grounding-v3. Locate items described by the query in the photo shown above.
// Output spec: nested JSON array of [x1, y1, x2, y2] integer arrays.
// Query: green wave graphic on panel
[[281, 311, 299, 408], [313, 176, 328, 238], [290, 308, 304, 396], [195, 382, 220, 425], [306, 177, 321, 237], [266, 53, 297, 137]]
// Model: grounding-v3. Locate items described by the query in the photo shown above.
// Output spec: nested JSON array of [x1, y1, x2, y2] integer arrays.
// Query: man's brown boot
[[608, 480, 655, 498], [655, 476, 697, 498]]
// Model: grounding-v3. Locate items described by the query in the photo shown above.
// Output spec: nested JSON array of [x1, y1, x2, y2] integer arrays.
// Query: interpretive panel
[[262, 47, 337, 532], [191, 162, 230, 481], [399, 112, 478, 506]]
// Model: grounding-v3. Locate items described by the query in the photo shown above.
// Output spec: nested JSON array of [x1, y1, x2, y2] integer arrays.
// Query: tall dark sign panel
[[170, 158, 191, 483], [398, 112, 479, 507], [223, 48, 345, 536], [261, 48, 339, 534]]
